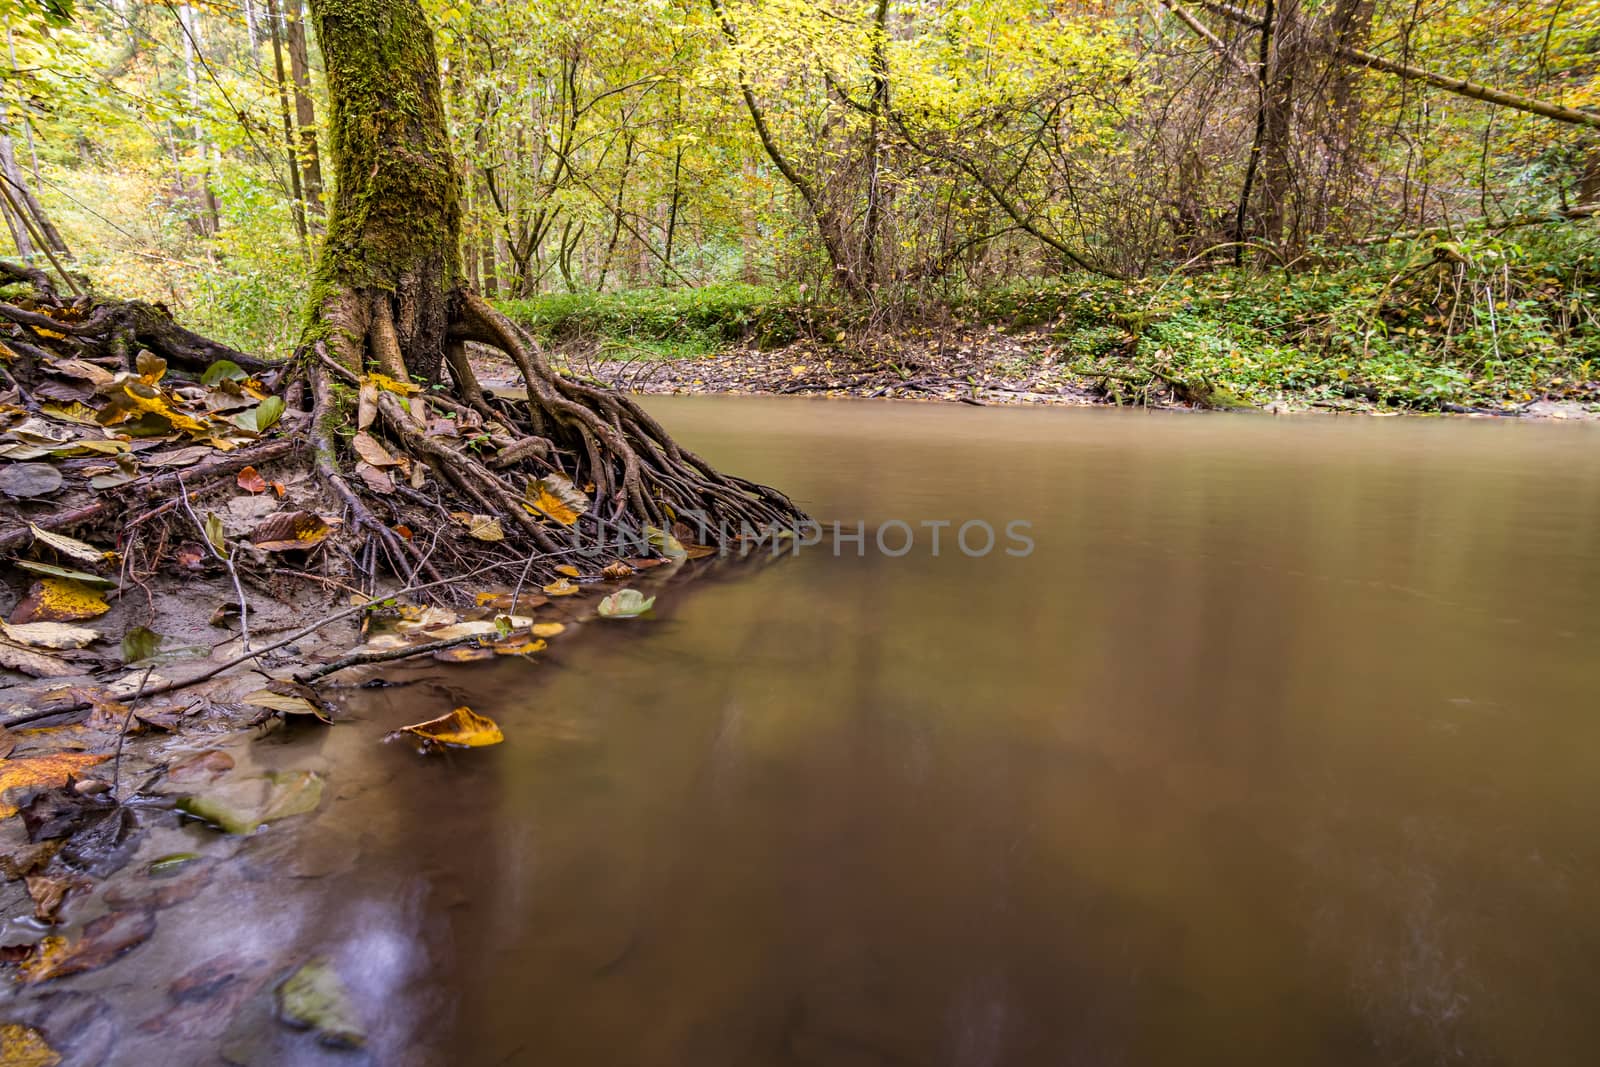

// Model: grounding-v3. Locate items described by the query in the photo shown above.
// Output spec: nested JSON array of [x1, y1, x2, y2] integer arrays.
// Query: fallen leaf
[[601, 561, 634, 579], [25, 872, 89, 924], [121, 625, 164, 664], [135, 351, 167, 384], [232, 396, 284, 434], [450, 513, 504, 542], [491, 635, 547, 656], [432, 645, 495, 663], [10, 561, 117, 588], [204, 513, 226, 554], [524, 473, 588, 525], [120, 382, 208, 435], [554, 564, 581, 578], [351, 432, 398, 468], [27, 525, 109, 564], [0, 726, 13, 759], [645, 525, 688, 563], [105, 670, 168, 698], [241, 685, 333, 725], [414, 620, 500, 641], [201, 360, 248, 386], [141, 445, 211, 468], [0, 620, 99, 650], [0, 753, 111, 819], [684, 543, 718, 560], [0, 463, 63, 498], [250, 511, 334, 552], [530, 622, 565, 637], [15, 909, 157, 983], [278, 958, 366, 1049], [541, 578, 580, 597], [0, 639, 74, 678], [9, 579, 110, 623], [177, 770, 324, 834], [235, 466, 267, 493], [386, 706, 503, 749], [597, 589, 656, 618], [356, 462, 394, 495], [0, 1022, 60, 1066]]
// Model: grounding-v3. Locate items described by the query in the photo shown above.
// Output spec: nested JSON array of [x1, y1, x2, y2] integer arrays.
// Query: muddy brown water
[[10, 399, 1600, 1066]]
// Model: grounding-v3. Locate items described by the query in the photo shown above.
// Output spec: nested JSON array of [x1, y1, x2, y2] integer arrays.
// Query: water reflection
[[42, 400, 1600, 1066]]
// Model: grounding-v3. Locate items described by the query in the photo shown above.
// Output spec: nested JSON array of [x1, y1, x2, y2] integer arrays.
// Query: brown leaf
[[432, 645, 496, 663], [15, 909, 157, 983], [25, 872, 89, 924], [235, 466, 267, 494], [0, 725, 13, 759], [356, 462, 394, 495], [351, 432, 398, 468], [601, 561, 634, 579], [250, 511, 334, 552]]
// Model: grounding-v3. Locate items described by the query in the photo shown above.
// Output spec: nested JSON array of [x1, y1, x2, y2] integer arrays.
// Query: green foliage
[[498, 284, 811, 350], [1052, 227, 1600, 409]]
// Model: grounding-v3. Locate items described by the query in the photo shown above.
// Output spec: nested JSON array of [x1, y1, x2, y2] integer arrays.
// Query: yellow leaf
[[0, 1023, 60, 1066], [790, 364, 808, 376], [0, 753, 111, 819], [452, 514, 504, 542], [541, 578, 580, 596], [524, 474, 587, 526], [530, 622, 565, 637], [361, 373, 422, 396], [491, 635, 547, 656], [388, 706, 504, 748], [554, 564, 580, 578], [121, 383, 208, 435], [11, 579, 110, 623]]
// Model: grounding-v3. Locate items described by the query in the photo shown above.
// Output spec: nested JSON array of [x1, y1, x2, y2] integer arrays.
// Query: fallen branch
[[295, 632, 484, 682]]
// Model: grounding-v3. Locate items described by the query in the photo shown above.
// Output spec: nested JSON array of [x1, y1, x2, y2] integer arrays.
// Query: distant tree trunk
[[266, 0, 310, 252], [287, 1, 326, 218]]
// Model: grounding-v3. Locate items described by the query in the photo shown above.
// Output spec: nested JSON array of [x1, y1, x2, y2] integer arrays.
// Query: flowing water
[[21, 400, 1600, 1065]]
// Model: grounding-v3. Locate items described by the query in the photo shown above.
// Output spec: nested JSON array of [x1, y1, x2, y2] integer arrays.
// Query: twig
[[296, 633, 485, 682], [177, 474, 251, 652], [110, 663, 157, 800]]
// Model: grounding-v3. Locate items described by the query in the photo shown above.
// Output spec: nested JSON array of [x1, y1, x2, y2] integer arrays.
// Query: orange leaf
[[236, 466, 267, 494]]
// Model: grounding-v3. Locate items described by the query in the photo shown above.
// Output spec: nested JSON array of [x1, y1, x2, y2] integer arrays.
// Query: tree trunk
[[309, 0, 461, 385], [287, 1, 326, 218]]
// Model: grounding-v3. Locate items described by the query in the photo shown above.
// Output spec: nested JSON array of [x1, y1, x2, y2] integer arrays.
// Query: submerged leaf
[[278, 958, 366, 1049], [387, 706, 503, 749], [178, 770, 324, 834], [0, 1022, 60, 1066], [15, 909, 156, 984], [121, 625, 164, 664], [597, 589, 655, 618], [541, 578, 580, 597]]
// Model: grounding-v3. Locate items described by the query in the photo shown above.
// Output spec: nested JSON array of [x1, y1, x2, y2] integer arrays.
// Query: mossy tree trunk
[[309, 0, 460, 384]]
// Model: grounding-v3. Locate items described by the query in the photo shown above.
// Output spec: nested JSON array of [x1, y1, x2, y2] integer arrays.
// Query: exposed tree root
[[0, 267, 807, 612]]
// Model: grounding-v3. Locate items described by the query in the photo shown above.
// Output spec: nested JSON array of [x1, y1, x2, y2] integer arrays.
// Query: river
[[18, 399, 1600, 1065]]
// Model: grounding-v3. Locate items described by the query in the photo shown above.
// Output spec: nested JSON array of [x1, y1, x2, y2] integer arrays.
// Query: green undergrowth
[[497, 283, 812, 353], [1030, 227, 1600, 409], [497, 227, 1598, 410]]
